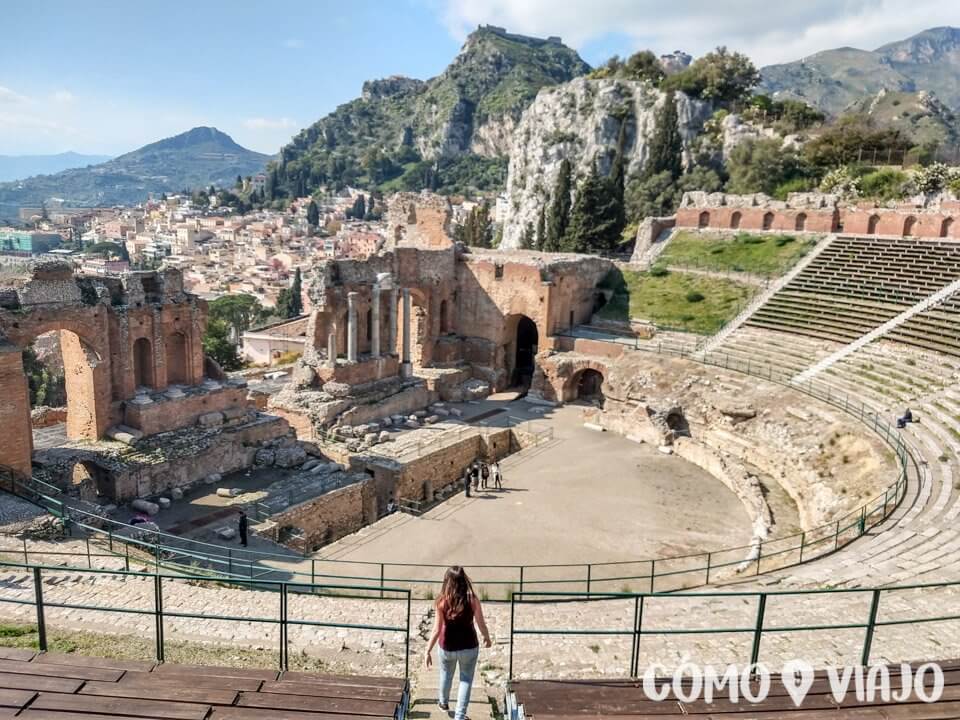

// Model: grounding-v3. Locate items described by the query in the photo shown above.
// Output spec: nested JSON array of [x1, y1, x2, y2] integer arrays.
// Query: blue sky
[[2, 0, 957, 157]]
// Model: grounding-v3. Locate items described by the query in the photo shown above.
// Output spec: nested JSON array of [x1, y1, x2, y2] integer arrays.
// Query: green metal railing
[[0, 559, 413, 678], [507, 582, 960, 679], [1, 333, 917, 598]]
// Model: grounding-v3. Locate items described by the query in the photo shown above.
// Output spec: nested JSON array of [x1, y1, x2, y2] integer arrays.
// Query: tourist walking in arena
[[480, 462, 490, 490], [425, 566, 492, 720], [463, 467, 471, 498], [492, 460, 502, 490], [238, 510, 248, 547]]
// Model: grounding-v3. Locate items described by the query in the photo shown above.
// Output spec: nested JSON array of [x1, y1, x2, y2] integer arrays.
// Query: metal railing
[[1, 334, 915, 599], [507, 582, 960, 679], [0, 559, 413, 678]]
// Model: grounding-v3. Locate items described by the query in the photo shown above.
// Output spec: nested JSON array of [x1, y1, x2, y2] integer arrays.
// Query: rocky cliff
[[500, 78, 712, 248]]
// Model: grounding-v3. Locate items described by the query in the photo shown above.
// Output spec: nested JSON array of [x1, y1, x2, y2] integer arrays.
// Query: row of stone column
[[329, 284, 413, 375]]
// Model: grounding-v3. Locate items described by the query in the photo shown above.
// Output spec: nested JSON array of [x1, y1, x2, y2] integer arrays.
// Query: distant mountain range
[[0, 127, 269, 220], [760, 27, 960, 115], [0, 152, 112, 183]]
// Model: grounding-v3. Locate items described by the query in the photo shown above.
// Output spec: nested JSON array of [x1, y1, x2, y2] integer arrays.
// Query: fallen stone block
[[255, 449, 276, 466], [216, 527, 237, 540], [197, 411, 224, 428], [216, 487, 242, 498], [414, 410, 428, 419], [106, 425, 144, 445], [170, 488, 184, 500], [205, 473, 222, 485], [378, 431, 392, 443], [157, 497, 171, 509], [449, 408, 463, 417], [274, 446, 308, 468], [131, 499, 159, 516], [433, 408, 450, 417], [405, 419, 420, 429], [381, 417, 393, 427], [657, 445, 674, 455], [425, 415, 440, 424], [302, 459, 320, 471], [364, 432, 379, 444]]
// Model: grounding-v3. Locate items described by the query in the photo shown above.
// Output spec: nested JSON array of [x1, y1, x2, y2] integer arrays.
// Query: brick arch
[[558, 359, 609, 403], [762, 212, 774, 231], [165, 331, 189, 385], [795, 213, 807, 232], [133, 337, 155, 388], [730, 211, 742, 230], [904, 216, 917, 237], [698, 211, 710, 228], [868, 214, 880, 235], [941, 217, 954, 238]]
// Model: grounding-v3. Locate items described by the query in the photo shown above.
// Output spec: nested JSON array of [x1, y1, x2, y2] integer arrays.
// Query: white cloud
[[283, 38, 304, 49], [52, 90, 75, 103], [0, 85, 29, 105], [243, 117, 298, 131], [440, 0, 960, 65]]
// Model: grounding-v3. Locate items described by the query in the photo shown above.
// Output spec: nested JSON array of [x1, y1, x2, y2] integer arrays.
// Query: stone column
[[370, 284, 381, 358], [347, 292, 359, 363], [388, 288, 398, 356], [401, 287, 412, 377], [327, 331, 337, 368]]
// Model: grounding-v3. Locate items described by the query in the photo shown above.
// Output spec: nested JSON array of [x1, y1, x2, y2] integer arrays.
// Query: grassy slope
[[598, 269, 756, 334], [658, 231, 817, 276]]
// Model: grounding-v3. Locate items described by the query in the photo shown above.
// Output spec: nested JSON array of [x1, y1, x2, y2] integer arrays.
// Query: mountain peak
[[137, 126, 244, 154]]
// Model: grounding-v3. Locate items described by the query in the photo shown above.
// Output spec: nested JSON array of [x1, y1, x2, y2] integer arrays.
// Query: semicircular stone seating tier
[[713, 325, 960, 589]]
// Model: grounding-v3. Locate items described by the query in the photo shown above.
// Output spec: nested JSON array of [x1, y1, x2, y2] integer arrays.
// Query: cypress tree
[[646, 90, 683, 179], [545, 159, 572, 251], [535, 207, 546, 251], [288, 268, 303, 317], [564, 163, 622, 254], [520, 222, 534, 250], [610, 120, 628, 241], [307, 200, 319, 227]]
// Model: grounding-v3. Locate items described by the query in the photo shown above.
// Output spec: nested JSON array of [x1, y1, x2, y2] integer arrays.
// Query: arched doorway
[[795, 213, 807, 232], [133, 337, 154, 389], [571, 368, 604, 406], [762, 212, 774, 230], [867, 215, 880, 234], [698, 211, 710, 228], [511, 315, 538, 388], [904, 216, 917, 237], [166, 332, 188, 385], [730, 211, 742, 230], [941, 218, 953, 238]]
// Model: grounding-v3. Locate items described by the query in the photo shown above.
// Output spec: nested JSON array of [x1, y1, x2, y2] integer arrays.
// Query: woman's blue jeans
[[438, 645, 480, 719]]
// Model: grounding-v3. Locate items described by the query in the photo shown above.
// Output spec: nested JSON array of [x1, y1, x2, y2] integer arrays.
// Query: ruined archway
[[941, 218, 954, 238], [570, 368, 605, 406], [795, 213, 807, 232], [867, 215, 880, 235], [165, 332, 188, 385], [730, 211, 742, 230], [698, 211, 710, 229], [508, 314, 538, 388], [133, 337, 154, 389], [762, 212, 774, 231]]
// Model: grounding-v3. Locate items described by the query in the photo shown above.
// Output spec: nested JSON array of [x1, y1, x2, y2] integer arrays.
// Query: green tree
[[647, 91, 683, 179], [520, 222, 535, 250], [463, 204, 492, 248], [624, 50, 665, 85], [307, 199, 320, 227], [665, 47, 760, 104], [282, 268, 304, 317], [203, 319, 242, 371], [726, 138, 805, 196], [803, 115, 912, 169], [209, 294, 265, 344], [609, 120, 628, 242], [563, 163, 621, 254], [535, 207, 546, 251], [545, 159, 572, 251]]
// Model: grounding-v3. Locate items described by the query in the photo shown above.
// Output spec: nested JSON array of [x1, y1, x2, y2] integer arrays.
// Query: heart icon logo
[[781, 659, 815, 706]]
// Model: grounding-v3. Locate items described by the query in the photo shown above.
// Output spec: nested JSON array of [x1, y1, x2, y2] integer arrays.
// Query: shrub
[[773, 176, 814, 199], [686, 291, 705, 303], [913, 162, 953, 194], [819, 166, 861, 198], [775, 236, 796, 247], [860, 168, 909, 200], [649, 265, 669, 277]]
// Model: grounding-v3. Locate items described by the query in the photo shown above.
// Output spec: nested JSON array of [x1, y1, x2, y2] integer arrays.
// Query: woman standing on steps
[[425, 566, 492, 720]]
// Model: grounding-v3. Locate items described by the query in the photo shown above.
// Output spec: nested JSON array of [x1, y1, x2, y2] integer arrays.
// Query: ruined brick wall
[[677, 191, 960, 239], [386, 192, 454, 249], [0, 346, 33, 476], [266, 479, 375, 550], [122, 386, 250, 436]]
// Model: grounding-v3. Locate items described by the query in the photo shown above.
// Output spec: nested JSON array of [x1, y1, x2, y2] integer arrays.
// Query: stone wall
[[123, 385, 250, 436], [263, 479, 376, 551], [676, 191, 960, 239], [386, 192, 454, 249]]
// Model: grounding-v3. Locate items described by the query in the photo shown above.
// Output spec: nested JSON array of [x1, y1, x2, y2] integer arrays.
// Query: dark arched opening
[[762, 212, 774, 230], [698, 211, 710, 229], [867, 215, 880, 235], [513, 316, 538, 387], [133, 337, 154, 389], [572, 368, 604, 406], [795, 213, 807, 232], [941, 218, 953, 238], [904, 216, 917, 237], [665, 409, 691, 438], [730, 211, 742, 230]]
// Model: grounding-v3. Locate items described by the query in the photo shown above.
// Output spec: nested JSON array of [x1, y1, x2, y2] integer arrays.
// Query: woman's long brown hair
[[437, 566, 474, 619]]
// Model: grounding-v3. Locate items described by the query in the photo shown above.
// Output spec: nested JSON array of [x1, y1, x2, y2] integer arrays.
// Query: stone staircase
[[698, 233, 837, 355]]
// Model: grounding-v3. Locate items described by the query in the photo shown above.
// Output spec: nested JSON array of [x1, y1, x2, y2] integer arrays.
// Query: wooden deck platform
[[508, 662, 960, 719], [0, 648, 406, 719]]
